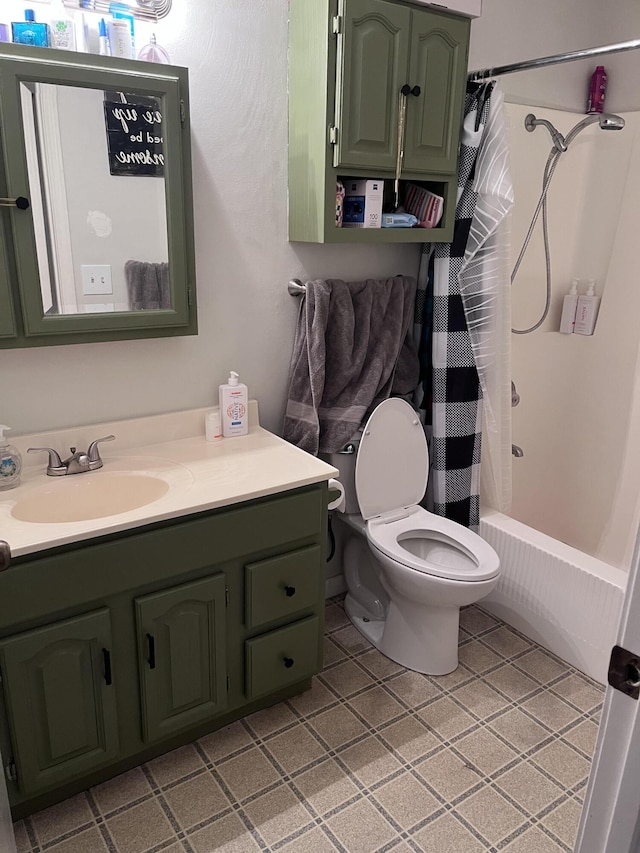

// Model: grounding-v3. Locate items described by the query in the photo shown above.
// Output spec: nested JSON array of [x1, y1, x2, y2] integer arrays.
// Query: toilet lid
[[355, 398, 428, 521]]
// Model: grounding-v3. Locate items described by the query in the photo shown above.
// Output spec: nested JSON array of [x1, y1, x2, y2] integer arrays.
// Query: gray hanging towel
[[283, 276, 419, 455], [125, 260, 170, 310]]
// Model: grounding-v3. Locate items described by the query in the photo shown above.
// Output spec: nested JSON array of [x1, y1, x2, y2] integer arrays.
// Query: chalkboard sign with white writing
[[104, 98, 164, 177]]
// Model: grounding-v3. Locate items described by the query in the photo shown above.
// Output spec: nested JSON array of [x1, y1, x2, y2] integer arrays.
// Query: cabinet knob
[[0, 196, 30, 210], [400, 83, 412, 96], [411, 85, 421, 97], [283, 657, 295, 669], [284, 585, 296, 597]]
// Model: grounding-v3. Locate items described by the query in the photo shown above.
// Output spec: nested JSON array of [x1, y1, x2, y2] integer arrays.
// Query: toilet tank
[[321, 437, 360, 514]]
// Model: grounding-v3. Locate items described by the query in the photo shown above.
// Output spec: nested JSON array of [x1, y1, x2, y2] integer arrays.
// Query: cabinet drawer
[[245, 545, 322, 629], [245, 616, 320, 699]]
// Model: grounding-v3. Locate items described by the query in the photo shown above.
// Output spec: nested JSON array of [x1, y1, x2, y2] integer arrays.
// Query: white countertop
[[0, 403, 337, 559]]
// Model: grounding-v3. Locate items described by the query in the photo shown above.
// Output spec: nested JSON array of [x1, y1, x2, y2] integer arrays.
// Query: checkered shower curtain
[[415, 82, 495, 530]]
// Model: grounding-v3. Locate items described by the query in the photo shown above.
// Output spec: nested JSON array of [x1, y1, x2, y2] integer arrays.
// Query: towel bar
[[288, 279, 307, 296]]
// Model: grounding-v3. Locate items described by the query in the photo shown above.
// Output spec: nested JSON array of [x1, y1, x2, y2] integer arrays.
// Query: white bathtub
[[480, 509, 627, 685]]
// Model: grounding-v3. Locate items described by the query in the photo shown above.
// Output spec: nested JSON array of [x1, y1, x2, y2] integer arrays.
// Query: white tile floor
[[13, 599, 603, 852]]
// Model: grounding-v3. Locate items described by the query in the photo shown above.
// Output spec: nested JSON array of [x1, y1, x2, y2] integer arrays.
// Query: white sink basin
[[11, 472, 170, 524]]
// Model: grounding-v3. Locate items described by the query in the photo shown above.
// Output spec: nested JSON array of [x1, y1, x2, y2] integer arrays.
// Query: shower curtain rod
[[468, 37, 640, 81]]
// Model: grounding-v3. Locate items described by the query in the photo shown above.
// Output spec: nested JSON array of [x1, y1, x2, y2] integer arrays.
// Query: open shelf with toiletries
[[0, 484, 328, 818], [288, 0, 470, 243]]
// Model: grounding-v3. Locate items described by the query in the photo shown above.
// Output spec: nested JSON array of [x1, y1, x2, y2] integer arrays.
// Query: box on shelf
[[342, 179, 383, 229], [404, 183, 444, 228]]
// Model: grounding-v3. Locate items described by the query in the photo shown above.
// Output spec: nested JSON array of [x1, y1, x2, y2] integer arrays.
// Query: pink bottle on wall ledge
[[587, 66, 607, 114]]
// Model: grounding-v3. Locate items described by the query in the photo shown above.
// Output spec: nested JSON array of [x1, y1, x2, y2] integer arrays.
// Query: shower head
[[525, 112, 625, 152], [564, 112, 625, 146]]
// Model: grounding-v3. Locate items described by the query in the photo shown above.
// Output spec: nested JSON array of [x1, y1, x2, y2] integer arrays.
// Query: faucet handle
[[27, 446, 66, 475], [87, 435, 116, 468]]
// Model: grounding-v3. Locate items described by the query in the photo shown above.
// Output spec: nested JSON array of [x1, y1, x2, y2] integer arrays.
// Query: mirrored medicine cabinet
[[0, 42, 196, 348]]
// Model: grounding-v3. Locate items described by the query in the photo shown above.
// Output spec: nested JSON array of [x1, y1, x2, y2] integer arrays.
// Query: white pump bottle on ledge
[[219, 371, 249, 437], [574, 280, 601, 336]]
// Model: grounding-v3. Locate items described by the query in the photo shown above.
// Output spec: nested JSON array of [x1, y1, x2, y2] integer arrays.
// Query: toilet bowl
[[327, 398, 500, 675]]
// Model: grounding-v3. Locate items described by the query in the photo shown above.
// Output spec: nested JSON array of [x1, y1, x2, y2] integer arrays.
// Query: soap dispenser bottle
[[219, 371, 249, 437], [559, 279, 580, 334], [574, 280, 601, 336], [0, 425, 22, 490]]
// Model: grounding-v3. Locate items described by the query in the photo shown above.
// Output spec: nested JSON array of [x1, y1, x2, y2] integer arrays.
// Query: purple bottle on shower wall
[[587, 66, 607, 114]]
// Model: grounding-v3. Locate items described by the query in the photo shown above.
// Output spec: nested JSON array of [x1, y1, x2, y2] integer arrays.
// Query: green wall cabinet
[[0, 43, 197, 349], [289, 0, 470, 243], [0, 484, 327, 817]]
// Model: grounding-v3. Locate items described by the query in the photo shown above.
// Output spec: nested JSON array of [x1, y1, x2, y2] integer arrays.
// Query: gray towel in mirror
[[125, 260, 170, 310]]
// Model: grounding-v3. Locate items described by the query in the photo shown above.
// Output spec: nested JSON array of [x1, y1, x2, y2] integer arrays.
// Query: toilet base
[[344, 594, 385, 647], [344, 593, 460, 676]]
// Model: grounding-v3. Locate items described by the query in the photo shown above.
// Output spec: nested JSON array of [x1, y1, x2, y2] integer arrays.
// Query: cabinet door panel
[[136, 574, 227, 743], [404, 10, 469, 174], [335, 0, 410, 171], [0, 609, 118, 795]]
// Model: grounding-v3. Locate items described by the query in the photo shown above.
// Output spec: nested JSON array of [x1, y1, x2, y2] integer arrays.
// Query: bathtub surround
[[13, 597, 603, 853], [480, 511, 626, 685], [507, 104, 640, 569]]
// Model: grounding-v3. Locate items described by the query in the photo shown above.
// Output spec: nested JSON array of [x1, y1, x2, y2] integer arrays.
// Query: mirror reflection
[[20, 82, 169, 316]]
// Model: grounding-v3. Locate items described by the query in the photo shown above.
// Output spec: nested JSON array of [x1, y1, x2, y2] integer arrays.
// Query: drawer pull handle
[[284, 585, 296, 597], [147, 633, 156, 670], [102, 648, 112, 686], [283, 657, 295, 669]]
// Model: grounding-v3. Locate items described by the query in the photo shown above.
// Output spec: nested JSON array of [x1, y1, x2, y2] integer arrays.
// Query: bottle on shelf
[[559, 278, 580, 334], [12, 9, 50, 47], [574, 280, 601, 336], [587, 66, 607, 114], [49, 0, 77, 51]]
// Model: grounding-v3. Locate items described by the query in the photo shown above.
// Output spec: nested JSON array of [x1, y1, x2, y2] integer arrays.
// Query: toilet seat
[[356, 398, 499, 583], [367, 507, 500, 582]]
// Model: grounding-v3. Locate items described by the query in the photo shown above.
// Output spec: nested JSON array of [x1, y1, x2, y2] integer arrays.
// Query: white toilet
[[327, 398, 500, 675]]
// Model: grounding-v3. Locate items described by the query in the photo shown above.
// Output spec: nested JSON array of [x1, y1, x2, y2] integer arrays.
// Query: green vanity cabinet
[[0, 609, 119, 797], [0, 483, 328, 817], [289, 0, 470, 243], [135, 574, 228, 743]]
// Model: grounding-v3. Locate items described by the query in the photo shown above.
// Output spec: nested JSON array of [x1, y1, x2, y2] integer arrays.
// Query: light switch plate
[[81, 264, 113, 295]]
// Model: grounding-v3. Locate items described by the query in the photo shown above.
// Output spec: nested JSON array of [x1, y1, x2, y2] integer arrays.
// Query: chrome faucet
[[28, 435, 116, 476]]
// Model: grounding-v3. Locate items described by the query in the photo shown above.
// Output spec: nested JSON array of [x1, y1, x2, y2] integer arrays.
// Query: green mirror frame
[[0, 43, 196, 348]]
